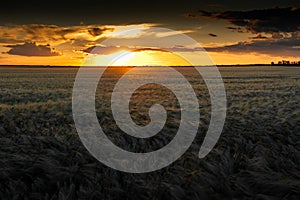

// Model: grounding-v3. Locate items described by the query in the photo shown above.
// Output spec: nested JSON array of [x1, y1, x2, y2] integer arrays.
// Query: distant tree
[[271, 61, 275, 65], [276, 60, 300, 66], [281, 60, 290, 65]]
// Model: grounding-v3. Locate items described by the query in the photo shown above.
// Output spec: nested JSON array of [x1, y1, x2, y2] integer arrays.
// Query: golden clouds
[[0, 24, 115, 45]]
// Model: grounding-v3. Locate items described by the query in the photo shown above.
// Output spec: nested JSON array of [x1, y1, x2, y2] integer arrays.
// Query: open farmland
[[0, 66, 299, 199]]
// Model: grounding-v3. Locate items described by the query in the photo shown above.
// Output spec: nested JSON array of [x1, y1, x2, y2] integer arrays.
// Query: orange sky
[[0, 23, 299, 66], [1, 1, 300, 66]]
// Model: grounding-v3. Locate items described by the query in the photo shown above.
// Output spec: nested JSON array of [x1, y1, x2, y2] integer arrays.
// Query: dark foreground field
[[0, 66, 299, 199]]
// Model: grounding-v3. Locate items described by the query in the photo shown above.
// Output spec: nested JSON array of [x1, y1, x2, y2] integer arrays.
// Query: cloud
[[185, 6, 300, 57], [164, 46, 204, 52], [88, 27, 115, 37], [5, 42, 61, 56], [82, 45, 204, 55], [226, 26, 245, 33], [249, 34, 268, 40], [192, 6, 300, 33], [83, 45, 167, 54], [83, 46, 131, 55], [205, 37, 300, 57], [131, 47, 167, 52], [208, 33, 217, 37], [0, 24, 115, 45]]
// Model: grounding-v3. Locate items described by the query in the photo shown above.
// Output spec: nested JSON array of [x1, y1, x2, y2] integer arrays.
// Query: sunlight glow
[[111, 51, 136, 66], [84, 50, 193, 66]]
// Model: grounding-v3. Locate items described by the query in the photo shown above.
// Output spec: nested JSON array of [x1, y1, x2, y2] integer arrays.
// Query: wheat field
[[0, 66, 299, 199]]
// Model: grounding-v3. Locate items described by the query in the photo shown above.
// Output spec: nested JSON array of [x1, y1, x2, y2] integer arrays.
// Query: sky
[[0, 0, 300, 66]]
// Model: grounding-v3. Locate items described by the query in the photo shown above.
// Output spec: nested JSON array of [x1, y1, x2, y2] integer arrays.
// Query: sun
[[110, 51, 137, 66], [84, 50, 192, 66]]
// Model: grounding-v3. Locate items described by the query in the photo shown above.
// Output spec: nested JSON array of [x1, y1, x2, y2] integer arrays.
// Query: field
[[0, 66, 299, 199]]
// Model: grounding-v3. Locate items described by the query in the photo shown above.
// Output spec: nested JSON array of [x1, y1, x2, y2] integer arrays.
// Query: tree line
[[271, 60, 300, 65]]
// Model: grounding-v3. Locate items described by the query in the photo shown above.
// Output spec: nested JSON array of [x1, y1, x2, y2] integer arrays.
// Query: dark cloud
[[83, 46, 131, 55], [20, 24, 78, 42], [205, 37, 300, 57], [208, 33, 217, 37], [165, 46, 204, 52], [226, 27, 237, 30], [0, 24, 75, 44], [186, 6, 300, 57], [0, 24, 114, 45], [88, 27, 114, 37], [131, 47, 167, 52], [1, 0, 300, 28], [226, 26, 245, 33], [249, 34, 268, 40], [194, 7, 300, 33], [5, 42, 61, 56], [83, 45, 204, 55], [83, 45, 167, 54]]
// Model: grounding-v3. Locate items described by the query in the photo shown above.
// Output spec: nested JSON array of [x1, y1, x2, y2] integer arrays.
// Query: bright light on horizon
[[83, 50, 193, 66]]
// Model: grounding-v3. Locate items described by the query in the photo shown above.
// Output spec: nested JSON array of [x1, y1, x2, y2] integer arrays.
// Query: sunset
[[0, 0, 299, 199], [1, 1, 300, 66]]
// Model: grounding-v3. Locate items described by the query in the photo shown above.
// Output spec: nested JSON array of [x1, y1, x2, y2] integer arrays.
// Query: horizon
[[1, 62, 299, 67], [1, 1, 300, 66]]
